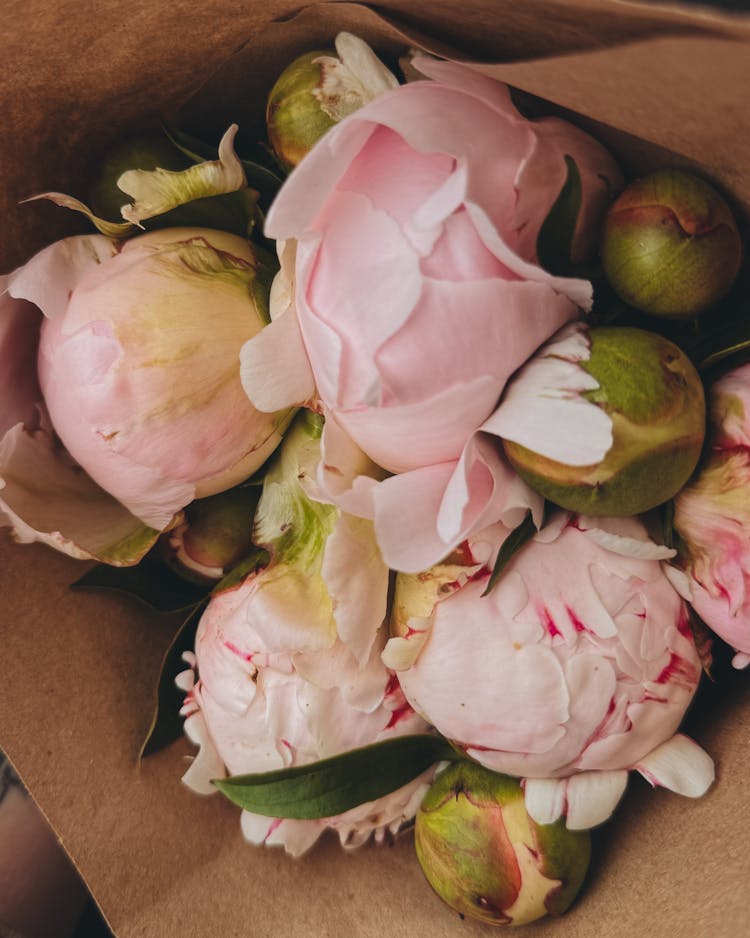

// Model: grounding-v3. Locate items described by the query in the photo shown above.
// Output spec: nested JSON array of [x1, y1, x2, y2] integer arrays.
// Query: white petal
[[578, 518, 677, 560], [565, 770, 628, 829], [486, 323, 613, 467], [381, 632, 429, 671], [322, 512, 388, 664], [313, 32, 399, 119], [524, 778, 567, 825], [733, 652, 750, 669], [182, 712, 226, 796], [635, 734, 715, 798], [240, 310, 315, 412]]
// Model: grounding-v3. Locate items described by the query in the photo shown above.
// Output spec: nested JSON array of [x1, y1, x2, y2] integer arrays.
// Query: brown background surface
[[2, 2, 750, 936]]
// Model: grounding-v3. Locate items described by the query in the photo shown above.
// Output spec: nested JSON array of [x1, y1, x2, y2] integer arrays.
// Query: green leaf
[[139, 602, 207, 760], [482, 510, 538, 597], [214, 735, 460, 819], [536, 155, 582, 277], [71, 553, 210, 613]]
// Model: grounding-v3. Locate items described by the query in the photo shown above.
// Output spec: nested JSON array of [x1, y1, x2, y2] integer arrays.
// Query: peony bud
[[90, 131, 191, 222], [672, 362, 750, 667], [32, 228, 292, 530], [601, 169, 742, 318], [496, 324, 706, 516], [415, 762, 591, 926], [161, 486, 260, 584], [266, 32, 398, 170]]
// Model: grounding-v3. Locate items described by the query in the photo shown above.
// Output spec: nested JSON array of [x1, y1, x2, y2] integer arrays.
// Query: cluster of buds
[[5, 29, 746, 933]]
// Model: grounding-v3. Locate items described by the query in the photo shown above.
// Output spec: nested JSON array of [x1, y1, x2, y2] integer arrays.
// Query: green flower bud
[[415, 763, 591, 926], [91, 132, 192, 222], [501, 326, 706, 516], [162, 486, 261, 584], [266, 32, 398, 171], [601, 169, 742, 318]]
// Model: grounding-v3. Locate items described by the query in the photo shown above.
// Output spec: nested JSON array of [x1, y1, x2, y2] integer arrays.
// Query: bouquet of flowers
[[2, 6, 749, 934]]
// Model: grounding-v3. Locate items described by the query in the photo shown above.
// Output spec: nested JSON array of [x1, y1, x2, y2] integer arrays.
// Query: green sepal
[[482, 510, 539, 597], [213, 735, 460, 819], [71, 552, 210, 613], [536, 156, 583, 277], [139, 601, 207, 760], [165, 126, 284, 209]]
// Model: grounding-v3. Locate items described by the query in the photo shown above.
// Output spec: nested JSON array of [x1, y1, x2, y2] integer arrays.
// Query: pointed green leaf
[[536, 155, 582, 277], [139, 602, 207, 760], [72, 553, 210, 613], [482, 510, 538, 597], [214, 735, 460, 819]]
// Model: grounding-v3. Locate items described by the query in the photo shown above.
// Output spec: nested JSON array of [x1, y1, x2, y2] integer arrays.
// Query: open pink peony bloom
[[673, 364, 750, 668], [1, 229, 290, 563], [241, 58, 620, 571], [384, 515, 714, 829], [179, 414, 433, 855]]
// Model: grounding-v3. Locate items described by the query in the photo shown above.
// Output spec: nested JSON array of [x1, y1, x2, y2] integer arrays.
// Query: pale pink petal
[[321, 512, 389, 664], [316, 414, 380, 520], [634, 734, 715, 797], [372, 462, 458, 572], [564, 770, 629, 829], [0, 290, 42, 435], [401, 578, 571, 754], [436, 433, 544, 546], [245, 565, 336, 655], [0, 420, 162, 564], [294, 641, 387, 713], [374, 276, 577, 408], [514, 116, 623, 264], [264, 119, 377, 238], [304, 189, 422, 406], [6, 235, 119, 319], [334, 373, 500, 472], [240, 311, 315, 412], [410, 56, 519, 117], [403, 161, 468, 255], [464, 202, 593, 310], [335, 124, 455, 228], [733, 652, 750, 669]]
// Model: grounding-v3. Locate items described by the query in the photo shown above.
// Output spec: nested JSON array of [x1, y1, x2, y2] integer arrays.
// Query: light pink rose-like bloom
[[384, 515, 714, 830], [673, 363, 750, 668], [179, 568, 432, 857], [179, 414, 433, 856], [0, 228, 290, 563], [241, 58, 622, 573]]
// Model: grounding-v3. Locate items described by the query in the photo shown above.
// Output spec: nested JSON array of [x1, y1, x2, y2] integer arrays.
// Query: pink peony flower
[[179, 414, 433, 855], [1, 228, 291, 564], [241, 58, 621, 573], [673, 363, 750, 668], [384, 515, 714, 829]]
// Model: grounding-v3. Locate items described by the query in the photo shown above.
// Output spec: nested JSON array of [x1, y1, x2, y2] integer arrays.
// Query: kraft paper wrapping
[[1, 2, 749, 936]]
